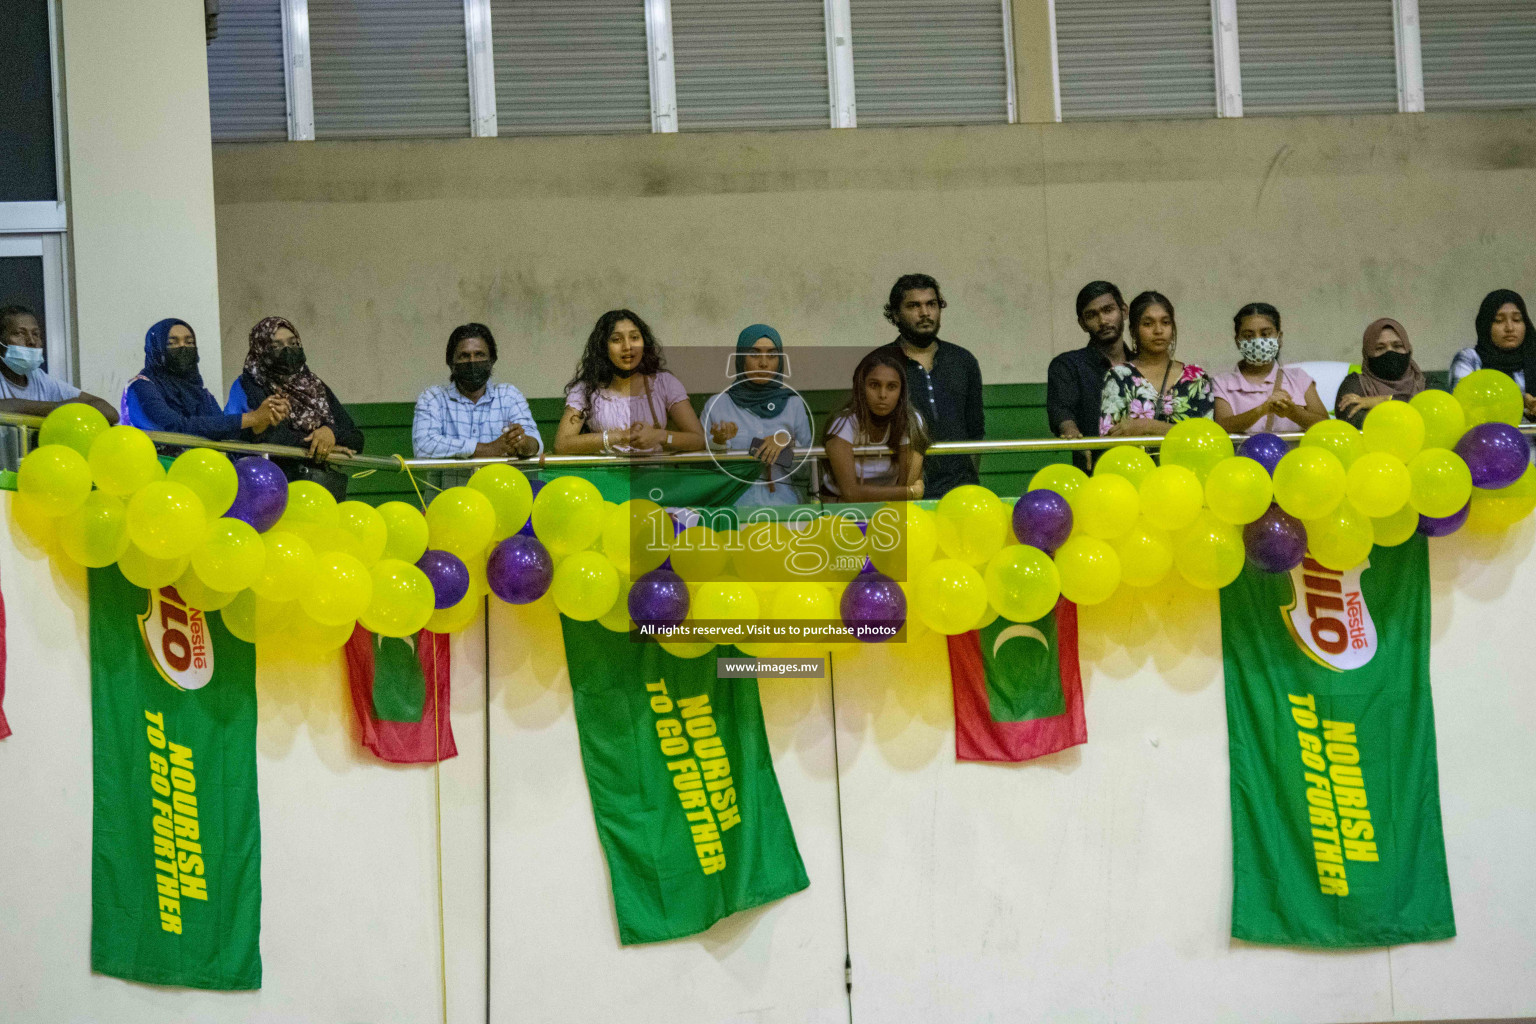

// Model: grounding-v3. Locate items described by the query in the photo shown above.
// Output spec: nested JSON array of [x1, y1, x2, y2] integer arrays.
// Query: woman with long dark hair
[[1449, 289, 1535, 421], [1099, 291, 1215, 436], [553, 309, 705, 455], [822, 349, 928, 502]]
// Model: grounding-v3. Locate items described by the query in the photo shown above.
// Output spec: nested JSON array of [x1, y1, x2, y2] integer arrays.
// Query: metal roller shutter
[[849, 0, 1010, 127], [207, 0, 288, 141], [309, 0, 472, 138], [672, 0, 830, 130], [1238, 0, 1398, 115], [1421, 0, 1536, 110], [491, 0, 652, 136], [1056, 0, 1217, 120]]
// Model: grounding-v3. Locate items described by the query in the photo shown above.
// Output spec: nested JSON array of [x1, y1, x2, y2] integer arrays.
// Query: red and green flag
[[947, 598, 1086, 762], [1220, 535, 1455, 947], [560, 618, 809, 944], [88, 567, 262, 990], [343, 625, 456, 764]]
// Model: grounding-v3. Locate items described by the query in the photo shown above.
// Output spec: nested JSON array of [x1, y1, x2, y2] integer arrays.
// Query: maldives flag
[[946, 598, 1086, 762], [342, 626, 457, 764]]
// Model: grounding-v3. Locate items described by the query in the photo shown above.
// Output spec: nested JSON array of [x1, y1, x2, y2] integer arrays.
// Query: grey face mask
[[1237, 335, 1280, 364]]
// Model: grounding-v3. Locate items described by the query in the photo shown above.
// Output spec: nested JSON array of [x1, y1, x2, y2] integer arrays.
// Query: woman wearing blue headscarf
[[701, 324, 812, 507], [123, 318, 288, 439]]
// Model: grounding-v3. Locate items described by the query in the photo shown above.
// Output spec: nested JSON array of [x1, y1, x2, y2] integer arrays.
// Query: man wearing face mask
[[413, 323, 542, 467], [1048, 281, 1128, 472], [0, 305, 118, 422], [124, 318, 288, 438], [876, 273, 984, 499]]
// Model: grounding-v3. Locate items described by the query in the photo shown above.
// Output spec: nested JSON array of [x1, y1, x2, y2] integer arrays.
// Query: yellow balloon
[[550, 550, 621, 621], [11, 494, 59, 552], [301, 551, 374, 626], [897, 580, 927, 641], [1204, 456, 1273, 525], [167, 448, 239, 518], [1073, 473, 1140, 539], [1371, 503, 1421, 547], [1272, 447, 1346, 521], [171, 566, 238, 612], [1466, 466, 1536, 533], [936, 484, 1009, 564], [732, 521, 793, 583], [334, 500, 388, 565], [221, 592, 296, 646], [661, 639, 716, 659], [772, 583, 838, 651], [39, 403, 109, 459], [1112, 518, 1174, 588], [219, 590, 260, 645], [983, 544, 1060, 622], [913, 558, 987, 635], [276, 481, 340, 550], [799, 512, 867, 583], [360, 558, 436, 637], [868, 501, 937, 581], [1161, 418, 1234, 483], [1454, 368, 1522, 428], [530, 475, 605, 557], [1053, 535, 1121, 605], [126, 482, 207, 559], [972, 602, 1000, 632], [118, 543, 187, 590], [1094, 444, 1156, 487], [1306, 501, 1374, 571], [1410, 389, 1467, 451], [1407, 448, 1473, 519], [1300, 419, 1365, 469], [282, 610, 355, 656], [57, 491, 130, 567], [191, 517, 266, 592], [1361, 400, 1425, 463], [1139, 464, 1204, 532], [88, 425, 163, 496], [251, 529, 316, 600], [427, 590, 484, 633], [1028, 463, 1089, 506], [17, 444, 92, 516], [601, 499, 672, 576], [671, 523, 731, 582], [598, 577, 634, 632], [377, 501, 430, 563], [468, 463, 534, 540], [426, 486, 496, 559], [1173, 510, 1244, 590], [692, 579, 760, 622], [1345, 452, 1411, 518]]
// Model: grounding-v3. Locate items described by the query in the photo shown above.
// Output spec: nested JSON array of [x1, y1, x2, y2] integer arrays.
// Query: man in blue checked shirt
[[413, 323, 543, 461]]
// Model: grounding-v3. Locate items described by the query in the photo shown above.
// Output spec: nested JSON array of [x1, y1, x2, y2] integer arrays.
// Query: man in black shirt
[[1046, 281, 1128, 472], [878, 273, 984, 499]]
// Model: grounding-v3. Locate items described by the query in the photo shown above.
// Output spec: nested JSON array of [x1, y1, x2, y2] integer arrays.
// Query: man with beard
[[1047, 281, 1128, 471], [877, 273, 984, 499]]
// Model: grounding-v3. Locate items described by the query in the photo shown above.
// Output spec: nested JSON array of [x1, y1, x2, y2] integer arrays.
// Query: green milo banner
[[89, 567, 262, 989], [560, 618, 809, 944], [1220, 535, 1455, 947]]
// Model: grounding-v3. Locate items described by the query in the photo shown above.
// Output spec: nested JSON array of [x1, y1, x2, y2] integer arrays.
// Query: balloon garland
[[11, 366, 1536, 661]]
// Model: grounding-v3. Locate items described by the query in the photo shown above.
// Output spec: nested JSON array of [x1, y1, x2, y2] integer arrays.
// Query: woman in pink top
[[1211, 302, 1330, 434], [554, 309, 706, 455]]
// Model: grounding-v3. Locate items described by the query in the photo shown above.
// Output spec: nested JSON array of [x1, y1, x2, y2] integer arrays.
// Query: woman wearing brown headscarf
[[1334, 318, 1428, 428]]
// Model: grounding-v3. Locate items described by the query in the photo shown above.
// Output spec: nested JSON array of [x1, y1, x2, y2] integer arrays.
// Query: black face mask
[[1367, 350, 1411, 381], [275, 345, 306, 374], [165, 347, 199, 376], [451, 360, 492, 391]]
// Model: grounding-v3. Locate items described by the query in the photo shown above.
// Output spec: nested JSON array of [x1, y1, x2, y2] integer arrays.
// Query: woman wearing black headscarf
[[1449, 289, 1536, 420], [124, 318, 288, 438]]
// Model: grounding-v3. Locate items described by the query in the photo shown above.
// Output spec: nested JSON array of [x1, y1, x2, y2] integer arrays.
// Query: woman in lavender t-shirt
[[554, 309, 706, 456]]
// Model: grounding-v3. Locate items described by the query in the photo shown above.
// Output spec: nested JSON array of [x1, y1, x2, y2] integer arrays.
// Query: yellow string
[[391, 453, 445, 510]]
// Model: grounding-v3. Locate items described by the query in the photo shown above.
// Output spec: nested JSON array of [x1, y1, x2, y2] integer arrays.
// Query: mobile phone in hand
[[749, 436, 795, 473]]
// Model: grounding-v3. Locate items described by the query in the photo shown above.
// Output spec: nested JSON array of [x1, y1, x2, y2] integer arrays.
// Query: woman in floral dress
[[1099, 290, 1215, 436]]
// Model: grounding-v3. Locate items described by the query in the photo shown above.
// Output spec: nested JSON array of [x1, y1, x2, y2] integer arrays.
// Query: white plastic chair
[[1292, 360, 1354, 412]]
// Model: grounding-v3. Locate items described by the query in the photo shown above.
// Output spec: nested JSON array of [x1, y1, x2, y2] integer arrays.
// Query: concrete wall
[[212, 110, 1536, 407], [59, 0, 224, 400]]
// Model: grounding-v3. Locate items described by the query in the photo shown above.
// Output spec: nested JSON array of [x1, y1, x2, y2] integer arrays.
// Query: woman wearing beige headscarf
[[1334, 317, 1428, 428]]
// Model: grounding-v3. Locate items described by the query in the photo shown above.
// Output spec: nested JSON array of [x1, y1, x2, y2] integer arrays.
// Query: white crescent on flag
[[992, 623, 1049, 659]]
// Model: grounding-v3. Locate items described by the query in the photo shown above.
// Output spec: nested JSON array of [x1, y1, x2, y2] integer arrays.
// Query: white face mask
[[3, 345, 45, 376], [1237, 336, 1280, 365]]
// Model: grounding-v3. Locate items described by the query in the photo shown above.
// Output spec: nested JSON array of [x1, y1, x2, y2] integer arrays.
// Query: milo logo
[[1283, 557, 1377, 672], [138, 585, 214, 691]]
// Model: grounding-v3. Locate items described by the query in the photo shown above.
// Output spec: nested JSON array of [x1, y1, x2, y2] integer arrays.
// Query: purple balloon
[[226, 456, 289, 532], [1418, 502, 1471, 538], [629, 568, 690, 629], [1244, 503, 1308, 573], [1239, 433, 1290, 476], [416, 549, 470, 609], [840, 569, 906, 643], [486, 535, 553, 604], [517, 478, 546, 537], [1012, 490, 1074, 553], [1455, 422, 1529, 489]]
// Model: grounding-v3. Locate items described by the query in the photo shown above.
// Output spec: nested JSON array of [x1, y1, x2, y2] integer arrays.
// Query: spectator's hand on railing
[[631, 424, 668, 450], [1059, 423, 1083, 440], [1337, 393, 1385, 418], [711, 421, 737, 446], [305, 425, 338, 460], [1107, 417, 1168, 437], [1523, 393, 1536, 420]]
